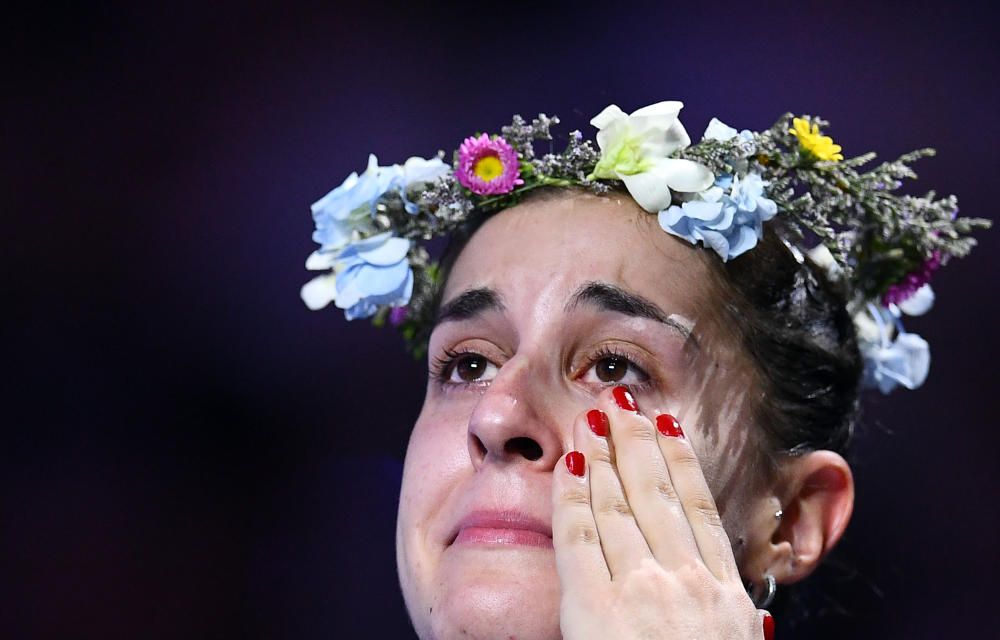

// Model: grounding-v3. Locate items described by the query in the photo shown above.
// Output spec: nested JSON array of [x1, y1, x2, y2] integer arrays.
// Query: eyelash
[[428, 344, 656, 394], [430, 347, 470, 381], [586, 344, 655, 394]]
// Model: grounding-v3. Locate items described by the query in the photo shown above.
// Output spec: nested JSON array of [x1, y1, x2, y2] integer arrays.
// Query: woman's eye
[[583, 354, 648, 386], [448, 354, 499, 384]]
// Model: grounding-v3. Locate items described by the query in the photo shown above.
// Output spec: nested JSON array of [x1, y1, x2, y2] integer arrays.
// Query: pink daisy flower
[[456, 133, 523, 196]]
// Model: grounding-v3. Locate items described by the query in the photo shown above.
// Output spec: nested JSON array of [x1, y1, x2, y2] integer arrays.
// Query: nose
[[466, 354, 567, 471]]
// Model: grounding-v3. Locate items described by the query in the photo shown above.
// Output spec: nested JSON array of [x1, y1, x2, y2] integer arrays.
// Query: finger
[[654, 412, 739, 581], [597, 386, 700, 571], [577, 399, 654, 578], [552, 449, 611, 598], [761, 610, 775, 640]]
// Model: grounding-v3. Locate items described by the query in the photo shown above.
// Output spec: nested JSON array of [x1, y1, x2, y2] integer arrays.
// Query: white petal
[[305, 250, 339, 271], [635, 118, 691, 157], [853, 312, 882, 345], [594, 116, 628, 152], [300, 273, 338, 310], [590, 104, 627, 130], [898, 284, 935, 316], [617, 168, 674, 213], [630, 105, 690, 156], [628, 101, 684, 120], [657, 158, 715, 193], [807, 244, 843, 279], [402, 156, 449, 184], [703, 118, 738, 141], [663, 118, 692, 152]]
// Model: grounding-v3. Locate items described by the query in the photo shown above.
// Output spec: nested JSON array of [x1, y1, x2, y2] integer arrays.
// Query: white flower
[[588, 102, 714, 213], [806, 244, 844, 281], [897, 283, 935, 316]]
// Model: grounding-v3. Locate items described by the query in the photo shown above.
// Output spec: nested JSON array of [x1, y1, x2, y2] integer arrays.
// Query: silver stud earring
[[775, 509, 784, 521]]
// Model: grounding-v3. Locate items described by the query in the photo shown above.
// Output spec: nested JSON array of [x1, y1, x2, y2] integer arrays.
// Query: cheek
[[399, 398, 476, 526]]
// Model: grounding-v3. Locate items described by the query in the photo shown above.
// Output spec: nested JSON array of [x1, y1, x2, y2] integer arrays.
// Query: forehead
[[442, 191, 714, 318]]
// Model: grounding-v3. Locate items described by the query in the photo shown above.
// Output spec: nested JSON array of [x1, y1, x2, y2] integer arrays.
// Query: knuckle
[[651, 476, 680, 502], [560, 485, 591, 507], [687, 494, 723, 527], [561, 520, 601, 546], [667, 443, 702, 472], [620, 418, 656, 443], [595, 495, 634, 518], [587, 443, 614, 466]]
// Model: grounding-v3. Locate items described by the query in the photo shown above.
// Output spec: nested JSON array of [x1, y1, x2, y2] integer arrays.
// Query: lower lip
[[453, 527, 553, 548]]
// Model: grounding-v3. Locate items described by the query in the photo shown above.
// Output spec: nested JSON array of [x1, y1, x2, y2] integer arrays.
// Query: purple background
[[6, 1, 999, 637]]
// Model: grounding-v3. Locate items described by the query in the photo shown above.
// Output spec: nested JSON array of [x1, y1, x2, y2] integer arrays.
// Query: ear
[[745, 450, 854, 585]]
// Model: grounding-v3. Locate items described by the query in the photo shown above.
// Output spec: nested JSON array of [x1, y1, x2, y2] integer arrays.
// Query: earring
[[746, 574, 777, 609], [775, 509, 784, 521]]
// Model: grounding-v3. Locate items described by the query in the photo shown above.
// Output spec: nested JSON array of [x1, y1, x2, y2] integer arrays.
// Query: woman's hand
[[552, 385, 773, 640]]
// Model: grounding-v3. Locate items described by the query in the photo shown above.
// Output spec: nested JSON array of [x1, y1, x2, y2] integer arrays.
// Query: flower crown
[[301, 101, 990, 394]]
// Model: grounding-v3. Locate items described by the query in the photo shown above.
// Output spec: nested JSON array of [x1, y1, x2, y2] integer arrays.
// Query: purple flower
[[456, 134, 523, 196], [882, 251, 942, 306], [388, 306, 409, 326]]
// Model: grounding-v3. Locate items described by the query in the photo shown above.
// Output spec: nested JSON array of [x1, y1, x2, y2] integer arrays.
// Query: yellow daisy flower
[[790, 117, 844, 162]]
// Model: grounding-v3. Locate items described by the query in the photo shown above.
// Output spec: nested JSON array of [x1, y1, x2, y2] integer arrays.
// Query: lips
[[450, 510, 553, 549]]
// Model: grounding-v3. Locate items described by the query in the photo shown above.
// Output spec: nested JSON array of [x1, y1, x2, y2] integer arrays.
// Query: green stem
[[475, 177, 575, 208]]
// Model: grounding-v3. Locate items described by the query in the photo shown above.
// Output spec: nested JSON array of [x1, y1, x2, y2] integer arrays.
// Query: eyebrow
[[436, 287, 506, 324], [435, 282, 697, 347], [565, 281, 697, 344]]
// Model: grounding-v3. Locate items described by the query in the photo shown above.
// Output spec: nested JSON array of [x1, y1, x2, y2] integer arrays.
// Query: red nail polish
[[587, 409, 609, 437], [762, 612, 774, 640], [612, 385, 637, 412], [565, 451, 585, 477], [656, 413, 684, 438]]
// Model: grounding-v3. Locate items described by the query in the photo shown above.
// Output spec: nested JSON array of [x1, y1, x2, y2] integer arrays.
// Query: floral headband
[[301, 101, 990, 394]]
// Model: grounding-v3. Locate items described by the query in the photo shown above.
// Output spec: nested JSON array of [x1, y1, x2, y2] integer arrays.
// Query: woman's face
[[396, 192, 765, 640]]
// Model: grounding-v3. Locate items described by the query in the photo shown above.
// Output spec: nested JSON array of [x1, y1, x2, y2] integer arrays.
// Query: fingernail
[[565, 451, 585, 477], [656, 413, 684, 438], [762, 612, 774, 640], [587, 409, 609, 437], [612, 385, 637, 412]]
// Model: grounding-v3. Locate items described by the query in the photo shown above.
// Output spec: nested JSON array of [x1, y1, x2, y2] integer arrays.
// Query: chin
[[407, 549, 562, 640]]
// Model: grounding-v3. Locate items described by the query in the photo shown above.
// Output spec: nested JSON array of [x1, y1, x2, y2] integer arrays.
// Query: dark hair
[[711, 230, 862, 456], [433, 188, 863, 458]]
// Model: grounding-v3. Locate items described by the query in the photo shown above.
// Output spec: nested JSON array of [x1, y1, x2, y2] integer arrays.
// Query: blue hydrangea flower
[[310, 154, 402, 252], [703, 117, 755, 146], [309, 154, 449, 251], [862, 332, 931, 394], [856, 304, 930, 394], [398, 156, 450, 214], [301, 154, 447, 317], [301, 232, 413, 318], [657, 172, 777, 261]]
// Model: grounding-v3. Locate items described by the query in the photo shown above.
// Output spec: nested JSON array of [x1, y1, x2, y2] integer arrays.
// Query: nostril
[[505, 437, 543, 461], [471, 434, 487, 459]]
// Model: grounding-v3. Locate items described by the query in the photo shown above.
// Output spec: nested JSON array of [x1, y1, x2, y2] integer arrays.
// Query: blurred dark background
[[4, 1, 998, 637]]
